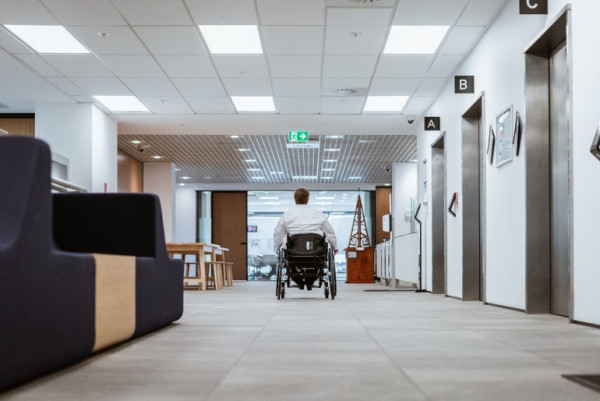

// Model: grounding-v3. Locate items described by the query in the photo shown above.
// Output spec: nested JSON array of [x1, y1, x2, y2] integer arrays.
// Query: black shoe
[[306, 283, 313, 291], [298, 284, 305, 290]]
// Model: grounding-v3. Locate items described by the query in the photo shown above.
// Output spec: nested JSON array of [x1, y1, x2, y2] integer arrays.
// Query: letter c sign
[[519, 0, 547, 14]]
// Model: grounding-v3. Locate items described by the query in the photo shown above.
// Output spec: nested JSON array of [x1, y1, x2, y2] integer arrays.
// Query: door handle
[[240, 242, 247, 245]]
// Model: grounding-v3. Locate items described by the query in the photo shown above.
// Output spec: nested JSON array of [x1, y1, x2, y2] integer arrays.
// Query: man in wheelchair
[[273, 188, 338, 290]]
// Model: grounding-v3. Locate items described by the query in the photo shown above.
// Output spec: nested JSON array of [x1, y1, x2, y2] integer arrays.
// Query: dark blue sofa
[[0, 136, 183, 392]]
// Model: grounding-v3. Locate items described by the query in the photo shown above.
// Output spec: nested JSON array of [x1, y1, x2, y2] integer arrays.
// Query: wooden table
[[167, 243, 216, 291]]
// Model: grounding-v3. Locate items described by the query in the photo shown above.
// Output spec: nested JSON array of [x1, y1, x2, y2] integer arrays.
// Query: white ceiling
[[0, 0, 507, 184]]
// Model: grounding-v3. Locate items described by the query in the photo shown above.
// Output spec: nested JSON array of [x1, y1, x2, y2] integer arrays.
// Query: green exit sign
[[288, 131, 309, 142]]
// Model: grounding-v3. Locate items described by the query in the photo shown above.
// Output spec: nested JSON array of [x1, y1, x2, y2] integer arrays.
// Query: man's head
[[294, 188, 309, 205]]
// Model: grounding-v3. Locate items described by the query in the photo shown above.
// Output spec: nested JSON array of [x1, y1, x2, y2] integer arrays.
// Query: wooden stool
[[184, 262, 204, 290], [222, 262, 233, 287]]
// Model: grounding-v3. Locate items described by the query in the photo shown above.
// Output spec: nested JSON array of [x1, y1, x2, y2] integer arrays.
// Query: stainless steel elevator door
[[549, 42, 571, 316], [431, 137, 445, 294]]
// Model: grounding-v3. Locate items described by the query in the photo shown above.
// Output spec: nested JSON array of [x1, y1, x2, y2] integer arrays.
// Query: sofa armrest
[[53, 193, 168, 259]]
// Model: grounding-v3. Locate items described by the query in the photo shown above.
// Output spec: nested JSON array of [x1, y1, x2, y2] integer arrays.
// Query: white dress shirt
[[273, 204, 338, 253]]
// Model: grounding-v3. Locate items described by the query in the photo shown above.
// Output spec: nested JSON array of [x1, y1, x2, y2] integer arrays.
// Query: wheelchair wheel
[[329, 252, 337, 300], [276, 259, 283, 299], [281, 286, 285, 299], [324, 285, 329, 299]]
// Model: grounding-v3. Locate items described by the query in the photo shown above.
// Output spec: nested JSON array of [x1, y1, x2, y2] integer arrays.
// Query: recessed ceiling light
[[292, 175, 318, 180], [178, 183, 185, 186], [231, 96, 276, 112], [349, 176, 362, 180], [251, 176, 266, 180], [324, 148, 341, 152], [323, 159, 337, 163], [153, 155, 162, 159], [199, 25, 263, 54], [270, 171, 284, 175], [181, 176, 190, 180], [322, 168, 335, 172], [230, 135, 239, 139], [247, 168, 261, 172], [363, 96, 409, 112], [132, 140, 141, 144], [204, 176, 212, 179], [174, 168, 181, 171], [410, 159, 418, 162], [325, 135, 343, 139], [4, 25, 89, 54], [238, 148, 251, 152], [244, 159, 257, 163], [94, 96, 149, 112], [385, 183, 391, 186], [322, 177, 333, 180], [384, 25, 449, 54]]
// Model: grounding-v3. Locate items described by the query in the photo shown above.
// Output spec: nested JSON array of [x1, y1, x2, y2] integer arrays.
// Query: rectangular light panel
[[199, 25, 263, 54], [94, 96, 149, 112], [231, 96, 275, 112], [363, 96, 409, 112], [384, 26, 449, 54], [4, 25, 89, 54]]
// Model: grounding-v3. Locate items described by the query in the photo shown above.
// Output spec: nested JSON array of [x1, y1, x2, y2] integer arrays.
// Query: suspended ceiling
[[0, 0, 506, 184]]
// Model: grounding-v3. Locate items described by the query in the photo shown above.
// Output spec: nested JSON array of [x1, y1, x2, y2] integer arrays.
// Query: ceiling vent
[[322, 87, 367, 97]]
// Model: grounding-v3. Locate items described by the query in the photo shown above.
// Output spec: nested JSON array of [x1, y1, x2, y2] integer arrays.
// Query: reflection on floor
[[3, 282, 600, 401]]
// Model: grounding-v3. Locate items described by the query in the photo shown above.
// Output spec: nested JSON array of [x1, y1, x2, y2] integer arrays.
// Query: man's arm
[[322, 218, 338, 253], [273, 216, 286, 253]]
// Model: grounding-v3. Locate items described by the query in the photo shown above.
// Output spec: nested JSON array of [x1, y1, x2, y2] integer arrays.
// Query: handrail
[[51, 177, 87, 193]]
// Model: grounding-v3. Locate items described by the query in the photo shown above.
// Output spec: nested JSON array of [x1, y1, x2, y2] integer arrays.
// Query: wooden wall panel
[[0, 118, 35, 137], [117, 149, 143, 193], [375, 187, 392, 244]]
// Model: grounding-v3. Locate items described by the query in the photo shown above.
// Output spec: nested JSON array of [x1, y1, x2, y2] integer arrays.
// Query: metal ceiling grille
[[118, 134, 416, 184]]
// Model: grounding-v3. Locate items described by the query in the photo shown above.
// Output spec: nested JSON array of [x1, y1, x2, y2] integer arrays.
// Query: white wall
[[35, 103, 117, 193], [391, 162, 417, 236], [91, 105, 117, 193], [144, 163, 175, 242], [417, 0, 600, 324], [175, 187, 196, 243]]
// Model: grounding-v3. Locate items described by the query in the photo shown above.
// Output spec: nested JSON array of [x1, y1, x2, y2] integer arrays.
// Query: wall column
[[144, 163, 175, 242]]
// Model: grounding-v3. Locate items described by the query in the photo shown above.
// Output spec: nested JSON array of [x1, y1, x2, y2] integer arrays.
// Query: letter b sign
[[454, 76, 474, 94], [519, 0, 547, 14]]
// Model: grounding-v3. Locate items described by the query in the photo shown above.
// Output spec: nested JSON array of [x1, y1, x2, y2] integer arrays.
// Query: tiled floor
[[3, 281, 600, 400]]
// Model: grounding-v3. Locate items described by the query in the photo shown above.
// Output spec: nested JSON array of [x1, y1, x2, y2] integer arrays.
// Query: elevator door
[[549, 42, 570, 316], [431, 136, 446, 294]]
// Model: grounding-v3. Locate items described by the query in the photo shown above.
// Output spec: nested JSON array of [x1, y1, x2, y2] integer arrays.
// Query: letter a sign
[[424, 117, 440, 131], [454, 76, 474, 94], [520, 0, 547, 14]]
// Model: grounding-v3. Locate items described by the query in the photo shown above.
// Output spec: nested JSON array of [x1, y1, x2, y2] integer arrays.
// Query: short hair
[[294, 188, 309, 204]]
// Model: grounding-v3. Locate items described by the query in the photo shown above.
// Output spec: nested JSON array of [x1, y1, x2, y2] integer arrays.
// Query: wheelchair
[[276, 233, 337, 300]]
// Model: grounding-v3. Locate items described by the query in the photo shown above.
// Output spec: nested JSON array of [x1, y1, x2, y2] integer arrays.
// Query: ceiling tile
[[323, 55, 378, 78], [268, 55, 322, 78], [258, 0, 325, 25], [322, 77, 370, 89], [155, 55, 217, 78], [186, 0, 258, 25], [438, 26, 485, 55], [112, 0, 192, 25], [321, 97, 365, 114], [14, 54, 60, 77], [326, 7, 393, 25], [272, 79, 320, 97], [0, 28, 35, 54], [67, 27, 147, 55], [0, 0, 59, 24], [375, 55, 435, 78], [393, 0, 469, 25], [262, 26, 323, 55], [327, 0, 396, 7], [101, 55, 165, 78], [276, 97, 320, 114], [134, 27, 206, 55], [171, 78, 227, 97], [403, 96, 436, 115], [221, 78, 272, 96], [457, 0, 507, 26], [140, 97, 194, 114], [185, 97, 235, 114], [41, 54, 114, 77], [70, 77, 131, 96], [42, 0, 126, 25], [121, 77, 180, 97], [426, 55, 463, 77], [369, 78, 421, 95], [46, 77, 87, 96], [212, 55, 269, 78], [325, 26, 388, 55], [414, 78, 447, 96]]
